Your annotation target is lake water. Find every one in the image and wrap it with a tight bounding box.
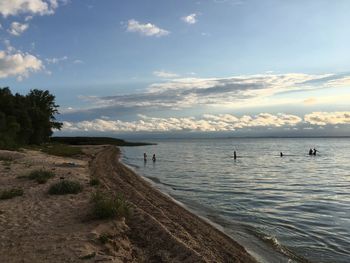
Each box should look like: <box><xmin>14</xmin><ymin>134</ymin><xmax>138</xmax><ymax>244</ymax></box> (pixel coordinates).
<box><xmin>121</xmin><ymin>138</ymin><xmax>350</xmax><ymax>263</ymax></box>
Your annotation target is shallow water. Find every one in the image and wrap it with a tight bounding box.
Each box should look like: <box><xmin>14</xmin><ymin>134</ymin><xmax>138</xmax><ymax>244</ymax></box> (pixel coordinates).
<box><xmin>121</xmin><ymin>138</ymin><xmax>350</xmax><ymax>263</ymax></box>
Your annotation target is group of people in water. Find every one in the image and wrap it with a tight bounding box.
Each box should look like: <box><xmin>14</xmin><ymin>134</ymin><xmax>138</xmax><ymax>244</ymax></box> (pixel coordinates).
<box><xmin>145</xmin><ymin>148</ymin><xmax>319</xmax><ymax>161</ymax></box>
<box><xmin>233</xmin><ymin>148</ymin><xmax>319</xmax><ymax>159</ymax></box>
<box><xmin>144</xmin><ymin>152</ymin><xmax>156</xmax><ymax>162</ymax></box>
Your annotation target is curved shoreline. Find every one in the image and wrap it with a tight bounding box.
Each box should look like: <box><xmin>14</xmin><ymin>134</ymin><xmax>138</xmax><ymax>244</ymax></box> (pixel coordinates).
<box><xmin>92</xmin><ymin>145</ymin><xmax>257</xmax><ymax>262</ymax></box>
<box><xmin>119</xmin><ymin>147</ymin><xmax>301</xmax><ymax>263</ymax></box>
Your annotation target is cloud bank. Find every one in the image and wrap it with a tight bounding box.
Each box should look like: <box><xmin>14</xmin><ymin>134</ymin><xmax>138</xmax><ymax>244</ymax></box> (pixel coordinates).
<box><xmin>61</xmin><ymin>112</ymin><xmax>350</xmax><ymax>133</ymax></box>
<box><xmin>304</xmin><ymin>112</ymin><xmax>350</xmax><ymax>126</ymax></box>
<box><xmin>78</xmin><ymin>73</ymin><xmax>350</xmax><ymax>112</ymax></box>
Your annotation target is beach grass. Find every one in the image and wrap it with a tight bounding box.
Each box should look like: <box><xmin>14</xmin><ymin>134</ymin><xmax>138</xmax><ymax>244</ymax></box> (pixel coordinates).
<box><xmin>89</xmin><ymin>177</ymin><xmax>100</xmax><ymax>186</ymax></box>
<box><xmin>51</xmin><ymin>136</ymin><xmax>154</xmax><ymax>146</ymax></box>
<box><xmin>91</xmin><ymin>191</ymin><xmax>131</xmax><ymax>219</ymax></box>
<box><xmin>0</xmin><ymin>188</ymin><xmax>24</xmax><ymax>200</ymax></box>
<box><xmin>28</xmin><ymin>170</ymin><xmax>55</xmax><ymax>184</ymax></box>
<box><xmin>41</xmin><ymin>144</ymin><xmax>83</xmax><ymax>157</ymax></box>
<box><xmin>48</xmin><ymin>180</ymin><xmax>83</xmax><ymax>195</ymax></box>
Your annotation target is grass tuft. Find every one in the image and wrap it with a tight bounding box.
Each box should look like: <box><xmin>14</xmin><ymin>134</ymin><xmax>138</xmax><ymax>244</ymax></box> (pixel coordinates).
<box><xmin>79</xmin><ymin>252</ymin><xmax>96</xmax><ymax>260</ymax></box>
<box><xmin>0</xmin><ymin>188</ymin><xmax>23</xmax><ymax>200</ymax></box>
<box><xmin>91</xmin><ymin>191</ymin><xmax>131</xmax><ymax>220</ymax></box>
<box><xmin>48</xmin><ymin>180</ymin><xmax>83</xmax><ymax>195</ymax></box>
<box><xmin>89</xmin><ymin>177</ymin><xmax>100</xmax><ymax>186</ymax></box>
<box><xmin>28</xmin><ymin>170</ymin><xmax>55</xmax><ymax>184</ymax></box>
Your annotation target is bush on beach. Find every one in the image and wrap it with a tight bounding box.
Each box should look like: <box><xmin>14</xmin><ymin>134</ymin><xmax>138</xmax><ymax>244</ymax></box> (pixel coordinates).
<box><xmin>91</xmin><ymin>191</ymin><xmax>131</xmax><ymax>219</ymax></box>
<box><xmin>49</xmin><ymin>180</ymin><xmax>83</xmax><ymax>195</ymax></box>
<box><xmin>28</xmin><ymin>170</ymin><xmax>55</xmax><ymax>184</ymax></box>
<box><xmin>0</xmin><ymin>188</ymin><xmax>23</xmax><ymax>200</ymax></box>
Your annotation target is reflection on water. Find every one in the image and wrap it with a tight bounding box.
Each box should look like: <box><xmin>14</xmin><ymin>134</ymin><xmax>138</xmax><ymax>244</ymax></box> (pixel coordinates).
<box><xmin>121</xmin><ymin>138</ymin><xmax>350</xmax><ymax>263</ymax></box>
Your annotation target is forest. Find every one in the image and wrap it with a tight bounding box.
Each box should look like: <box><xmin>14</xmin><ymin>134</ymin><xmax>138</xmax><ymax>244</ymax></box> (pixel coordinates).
<box><xmin>0</xmin><ymin>87</ymin><xmax>62</xmax><ymax>149</ymax></box>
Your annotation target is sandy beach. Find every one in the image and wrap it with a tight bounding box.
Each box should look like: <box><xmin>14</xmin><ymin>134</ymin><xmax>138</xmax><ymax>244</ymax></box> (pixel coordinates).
<box><xmin>0</xmin><ymin>145</ymin><xmax>257</xmax><ymax>262</ymax></box>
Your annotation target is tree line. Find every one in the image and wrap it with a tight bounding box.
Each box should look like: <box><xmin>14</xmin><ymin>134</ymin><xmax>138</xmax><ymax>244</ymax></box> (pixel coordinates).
<box><xmin>0</xmin><ymin>87</ymin><xmax>62</xmax><ymax>149</ymax></box>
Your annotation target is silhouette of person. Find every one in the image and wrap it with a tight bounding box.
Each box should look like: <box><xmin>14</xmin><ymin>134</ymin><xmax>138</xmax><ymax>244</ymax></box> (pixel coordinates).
<box><xmin>309</xmin><ymin>148</ymin><xmax>313</xmax><ymax>155</ymax></box>
<box><xmin>280</xmin><ymin>152</ymin><xmax>283</xmax><ymax>157</ymax></box>
<box><xmin>143</xmin><ymin>153</ymin><xmax>147</xmax><ymax>162</ymax></box>
<box><xmin>152</xmin><ymin>154</ymin><xmax>156</xmax><ymax>162</ymax></box>
<box><xmin>313</xmin><ymin>148</ymin><xmax>318</xmax><ymax>156</ymax></box>
<box><xmin>233</xmin><ymin>151</ymin><xmax>237</xmax><ymax>160</ymax></box>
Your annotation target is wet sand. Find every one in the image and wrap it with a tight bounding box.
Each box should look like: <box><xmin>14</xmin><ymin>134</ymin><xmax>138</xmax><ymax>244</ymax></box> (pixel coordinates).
<box><xmin>0</xmin><ymin>145</ymin><xmax>257</xmax><ymax>262</ymax></box>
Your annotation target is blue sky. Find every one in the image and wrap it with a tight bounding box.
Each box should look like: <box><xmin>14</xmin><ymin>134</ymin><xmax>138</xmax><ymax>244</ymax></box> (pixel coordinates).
<box><xmin>0</xmin><ymin>0</ymin><xmax>350</xmax><ymax>137</ymax></box>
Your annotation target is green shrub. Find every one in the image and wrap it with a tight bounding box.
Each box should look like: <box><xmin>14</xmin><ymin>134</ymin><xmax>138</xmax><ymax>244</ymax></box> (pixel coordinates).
<box><xmin>48</xmin><ymin>180</ymin><xmax>83</xmax><ymax>195</ymax></box>
<box><xmin>42</xmin><ymin>144</ymin><xmax>82</xmax><ymax>157</ymax></box>
<box><xmin>89</xmin><ymin>177</ymin><xmax>100</xmax><ymax>186</ymax></box>
<box><xmin>28</xmin><ymin>170</ymin><xmax>55</xmax><ymax>184</ymax></box>
<box><xmin>0</xmin><ymin>188</ymin><xmax>23</xmax><ymax>200</ymax></box>
<box><xmin>91</xmin><ymin>191</ymin><xmax>131</xmax><ymax>219</ymax></box>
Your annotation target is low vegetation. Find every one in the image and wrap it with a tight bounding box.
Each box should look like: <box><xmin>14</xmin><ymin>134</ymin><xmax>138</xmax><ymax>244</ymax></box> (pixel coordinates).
<box><xmin>0</xmin><ymin>87</ymin><xmax>62</xmax><ymax>150</ymax></box>
<box><xmin>79</xmin><ymin>252</ymin><xmax>96</xmax><ymax>260</ymax></box>
<box><xmin>89</xmin><ymin>177</ymin><xmax>100</xmax><ymax>186</ymax></box>
<box><xmin>91</xmin><ymin>191</ymin><xmax>131</xmax><ymax>220</ymax></box>
<box><xmin>0</xmin><ymin>188</ymin><xmax>23</xmax><ymax>200</ymax></box>
<box><xmin>28</xmin><ymin>170</ymin><xmax>55</xmax><ymax>184</ymax></box>
<box><xmin>41</xmin><ymin>144</ymin><xmax>83</xmax><ymax>157</ymax></box>
<box><xmin>98</xmin><ymin>233</ymin><xmax>111</xmax><ymax>244</ymax></box>
<box><xmin>51</xmin><ymin>136</ymin><xmax>155</xmax><ymax>146</ymax></box>
<box><xmin>48</xmin><ymin>180</ymin><xmax>83</xmax><ymax>195</ymax></box>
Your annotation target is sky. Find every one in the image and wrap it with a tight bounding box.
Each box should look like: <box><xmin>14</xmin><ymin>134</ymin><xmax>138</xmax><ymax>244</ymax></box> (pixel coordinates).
<box><xmin>0</xmin><ymin>0</ymin><xmax>350</xmax><ymax>138</ymax></box>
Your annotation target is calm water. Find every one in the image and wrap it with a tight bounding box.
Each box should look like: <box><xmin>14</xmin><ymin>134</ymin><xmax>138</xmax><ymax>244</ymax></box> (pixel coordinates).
<box><xmin>121</xmin><ymin>138</ymin><xmax>350</xmax><ymax>263</ymax></box>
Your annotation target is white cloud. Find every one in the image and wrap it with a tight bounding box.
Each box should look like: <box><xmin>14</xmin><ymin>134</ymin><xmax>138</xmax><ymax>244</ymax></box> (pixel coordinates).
<box><xmin>46</xmin><ymin>55</ymin><xmax>68</xmax><ymax>64</ymax></box>
<box><xmin>73</xmin><ymin>59</ymin><xmax>83</xmax><ymax>64</ymax></box>
<box><xmin>126</xmin><ymin>19</ymin><xmax>169</xmax><ymax>37</ymax></box>
<box><xmin>153</xmin><ymin>70</ymin><xmax>179</xmax><ymax>78</ymax></box>
<box><xmin>8</xmin><ymin>22</ymin><xmax>29</xmax><ymax>36</ymax></box>
<box><xmin>182</xmin><ymin>13</ymin><xmax>197</xmax><ymax>24</ymax></box>
<box><xmin>62</xmin><ymin>113</ymin><xmax>303</xmax><ymax>133</ymax></box>
<box><xmin>0</xmin><ymin>49</ymin><xmax>43</xmax><ymax>79</ymax></box>
<box><xmin>0</xmin><ymin>0</ymin><xmax>61</xmax><ymax>17</ymax></box>
<box><xmin>304</xmin><ymin>112</ymin><xmax>350</xmax><ymax>126</ymax></box>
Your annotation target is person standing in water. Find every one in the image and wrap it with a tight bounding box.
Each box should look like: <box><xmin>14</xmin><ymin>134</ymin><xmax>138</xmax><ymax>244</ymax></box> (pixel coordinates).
<box><xmin>233</xmin><ymin>151</ymin><xmax>237</xmax><ymax>160</ymax></box>
<box><xmin>280</xmin><ymin>152</ymin><xmax>283</xmax><ymax>157</ymax></box>
<box><xmin>152</xmin><ymin>154</ymin><xmax>156</xmax><ymax>162</ymax></box>
<box><xmin>309</xmin><ymin>148</ymin><xmax>313</xmax><ymax>155</ymax></box>
<box><xmin>313</xmin><ymin>148</ymin><xmax>318</xmax><ymax>156</ymax></box>
<box><xmin>143</xmin><ymin>152</ymin><xmax>147</xmax><ymax>162</ymax></box>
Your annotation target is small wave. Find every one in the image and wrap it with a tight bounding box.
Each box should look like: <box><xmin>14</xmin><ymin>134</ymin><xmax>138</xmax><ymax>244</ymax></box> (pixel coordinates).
<box><xmin>147</xmin><ymin>176</ymin><xmax>162</xmax><ymax>184</ymax></box>
<box><xmin>146</xmin><ymin>176</ymin><xmax>176</xmax><ymax>188</ymax></box>
<box><xmin>252</xmin><ymin>231</ymin><xmax>312</xmax><ymax>263</ymax></box>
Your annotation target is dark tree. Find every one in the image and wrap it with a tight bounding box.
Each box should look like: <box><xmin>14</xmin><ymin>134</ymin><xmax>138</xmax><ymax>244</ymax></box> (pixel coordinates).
<box><xmin>0</xmin><ymin>87</ymin><xmax>62</xmax><ymax>148</ymax></box>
